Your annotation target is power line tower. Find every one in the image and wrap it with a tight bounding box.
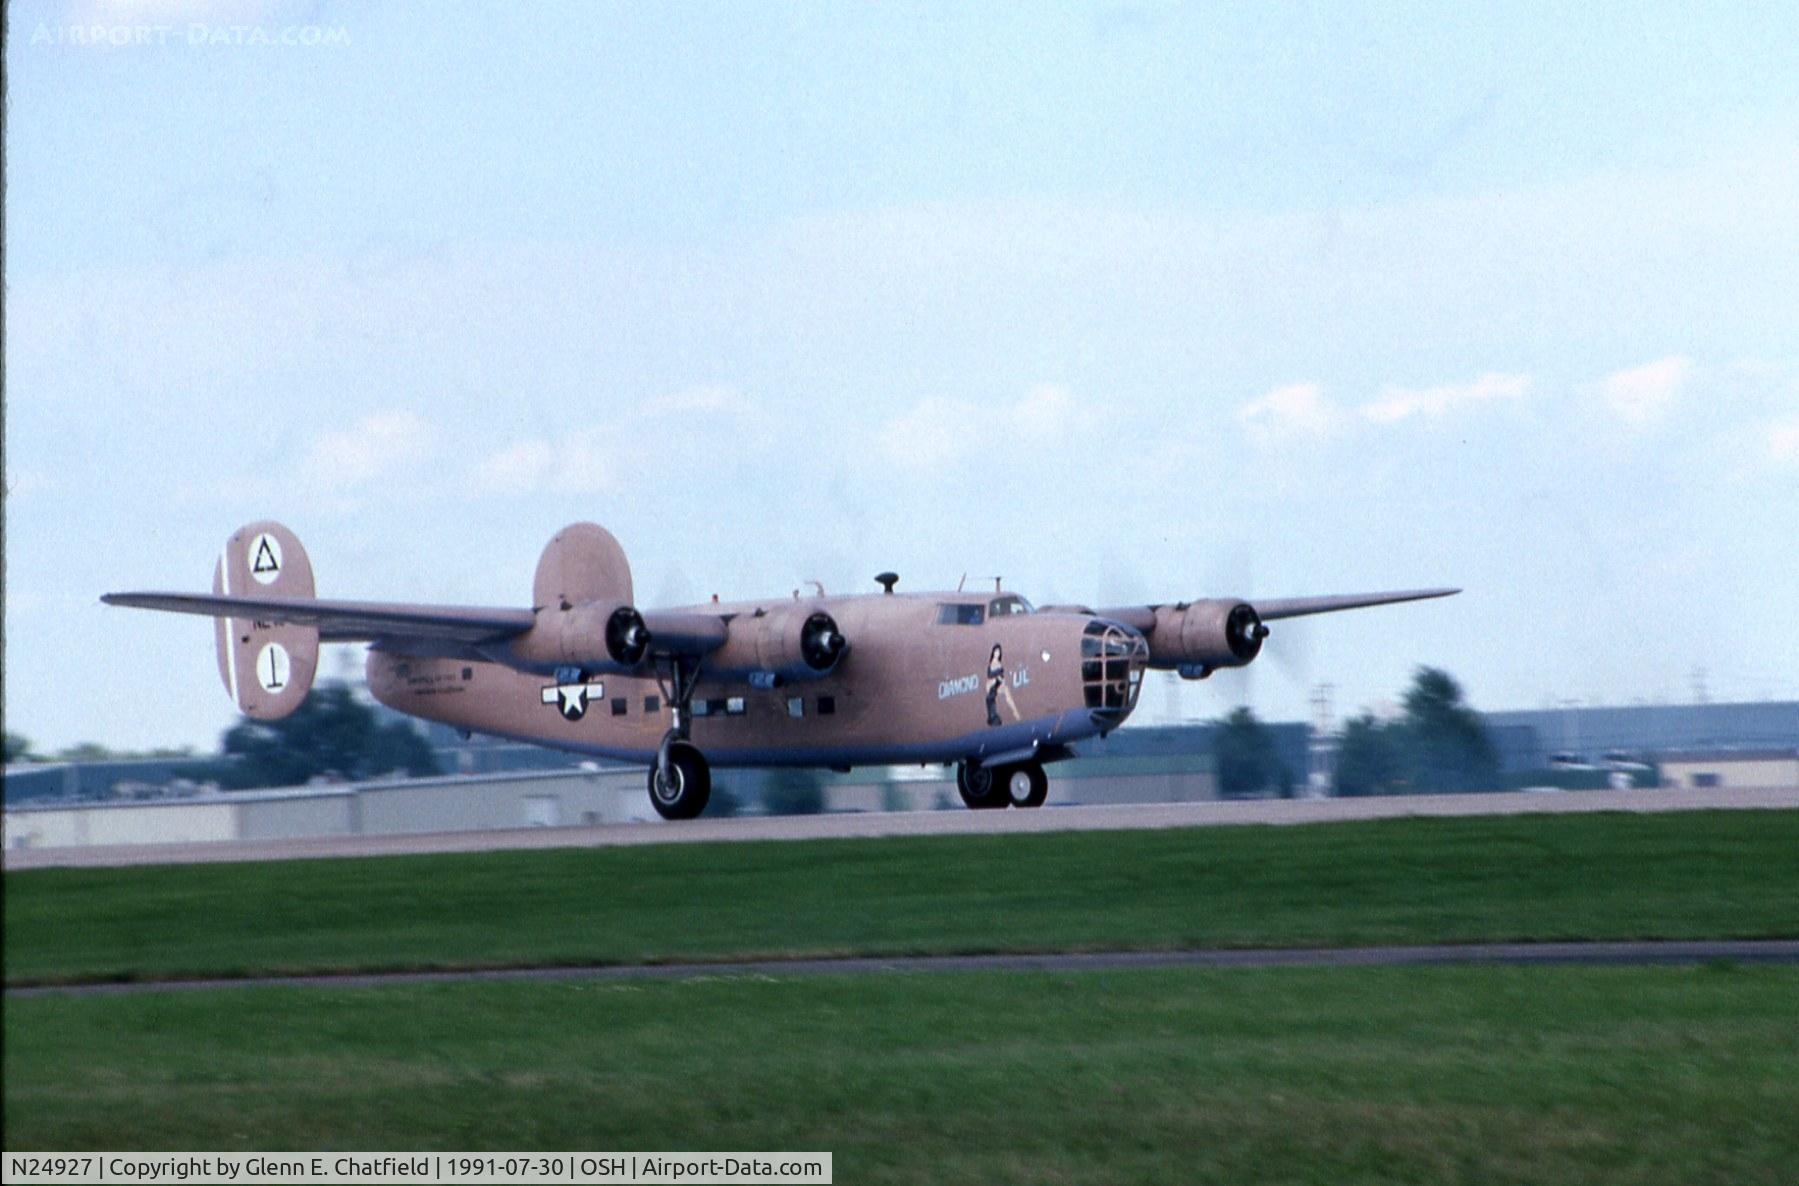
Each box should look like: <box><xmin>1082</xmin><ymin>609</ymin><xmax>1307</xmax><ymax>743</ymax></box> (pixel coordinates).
<box><xmin>1307</xmin><ymin>683</ymin><xmax>1336</xmax><ymax>798</ymax></box>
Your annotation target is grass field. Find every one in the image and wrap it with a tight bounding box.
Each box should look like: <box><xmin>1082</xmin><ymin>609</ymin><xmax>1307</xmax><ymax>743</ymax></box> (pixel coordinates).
<box><xmin>7</xmin><ymin>964</ymin><xmax>1796</xmax><ymax>1183</ymax></box>
<box><xmin>7</xmin><ymin>811</ymin><xmax>1797</xmax><ymax>1179</ymax></box>
<box><xmin>6</xmin><ymin>810</ymin><xmax>1798</xmax><ymax>985</ymax></box>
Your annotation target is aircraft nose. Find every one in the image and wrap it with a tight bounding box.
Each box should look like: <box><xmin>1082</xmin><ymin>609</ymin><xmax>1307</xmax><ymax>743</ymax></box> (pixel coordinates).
<box><xmin>1080</xmin><ymin>618</ymin><xmax>1149</xmax><ymax>728</ymax></box>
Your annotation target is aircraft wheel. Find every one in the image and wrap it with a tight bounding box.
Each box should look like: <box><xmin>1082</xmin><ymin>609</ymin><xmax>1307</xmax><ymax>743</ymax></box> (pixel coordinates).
<box><xmin>956</xmin><ymin>761</ymin><xmax>1007</xmax><ymax>810</ymax></box>
<box><xmin>649</xmin><ymin>741</ymin><xmax>712</xmax><ymax>820</ymax></box>
<box><xmin>1006</xmin><ymin>762</ymin><xmax>1049</xmax><ymax>808</ymax></box>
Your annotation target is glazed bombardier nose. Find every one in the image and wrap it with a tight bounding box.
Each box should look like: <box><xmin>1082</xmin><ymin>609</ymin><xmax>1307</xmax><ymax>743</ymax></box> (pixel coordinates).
<box><xmin>1081</xmin><ymin>618</ymin><xmax>1149</xmax><ymax>727</ymax></box>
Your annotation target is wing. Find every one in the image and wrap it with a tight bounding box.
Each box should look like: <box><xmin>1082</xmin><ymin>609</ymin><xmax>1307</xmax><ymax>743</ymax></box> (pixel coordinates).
<box><xmin>1090</xmin><ymin>587</ymin><xmax>1460</xmax><ymax>675</ymax></box>
<box><xmin>1094</xmin><ymin>588</ymin><xmax>1459</xmax><ymax>629</ymax></box>
<box><xmin>1247</xmin><ymin>587</ymin><xmax>1460</xmax><ymax>621</ymax></box>
<box><xmin>102</xmin><ymin>591</ymin><xmax>730</xmax><ymax>661</ymax></box>
<box><xmin>100</xmin><ymin>592</ymin><xmax>535</xmax><ymax>645</ymax></box>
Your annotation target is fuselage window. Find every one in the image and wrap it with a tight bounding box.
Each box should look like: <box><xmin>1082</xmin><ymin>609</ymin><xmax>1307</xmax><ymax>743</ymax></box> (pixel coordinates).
<box><xmin>644</xmin><ymin>695</ymin><xmax>660</xmax><ymax>714</ymax></box>
<box><xmin>936</xmin><ymin>603</ymin><xmax>986</xmax><ymax>626</ymax></box>
<box><xmin>725</xmin><ymin>697</ymin><xmax>746</xmax><ymax>716</ymax></box>
<box><xmin>610</xmin><ymin>697</ymin><xmax>628</xmax><ymax>717</ymax></box>
<box><xmin>787</xmin><ymin>697</ymin><xmax>805</xmax><ymax>719</ymax></box>
<box><xmin>817</xmin><ymin>695</ymin><xmax>836</xmax><ymax>716</ymax></box>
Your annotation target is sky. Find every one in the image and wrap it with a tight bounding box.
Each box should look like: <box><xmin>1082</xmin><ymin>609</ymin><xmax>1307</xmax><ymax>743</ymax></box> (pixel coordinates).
<box><xmin>6</xmin><ymin>0</ymin><xmax>1799</xmax><ymax>754</ymax></box>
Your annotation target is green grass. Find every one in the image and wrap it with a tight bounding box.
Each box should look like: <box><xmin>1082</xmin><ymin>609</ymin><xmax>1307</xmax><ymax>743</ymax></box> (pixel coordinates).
<box><xmin>7</xmin><ymin>811</ymin><xmax>1798</xmax><ymax>984</ymax></box>
<box><xmin>7</xmin><ymin>965</ymin><xmax>1797</xmax><ymax>1183</ymax></box>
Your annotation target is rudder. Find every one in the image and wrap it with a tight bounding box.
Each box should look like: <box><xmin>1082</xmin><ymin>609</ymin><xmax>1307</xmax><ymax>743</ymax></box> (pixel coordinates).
<box><xmin>213</xmin><ymin>521</ymin><xmax>320</xmax><ymax>719</ymax></box>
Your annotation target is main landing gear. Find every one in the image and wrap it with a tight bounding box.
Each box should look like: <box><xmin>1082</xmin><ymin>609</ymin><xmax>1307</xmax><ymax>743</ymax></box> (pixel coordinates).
<box><xmin>956</xmin><ymin>759</ymin><xmax>1049</xmax><ymax>810</ymax></box>
<box><xmin>649</xmin><ymin>657</ymin><xmax>711</xmax><ymax>820</ymax></box>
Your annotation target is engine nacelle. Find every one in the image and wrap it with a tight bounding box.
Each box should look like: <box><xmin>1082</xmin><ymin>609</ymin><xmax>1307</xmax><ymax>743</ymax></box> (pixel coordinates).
<box><xmin>510</xmin><ymin>599</ymin><xmax>650</xmax><ymax>672</ymax></box>
<box><xmin>705</xmin><ymin>606</ymin><xmax>847</xmax><ymax>684</ymax></box>
<box><xmin>1144</xmin><ymin>599</ymin><xmax>1267</xmax><ymax>678</ymax></box>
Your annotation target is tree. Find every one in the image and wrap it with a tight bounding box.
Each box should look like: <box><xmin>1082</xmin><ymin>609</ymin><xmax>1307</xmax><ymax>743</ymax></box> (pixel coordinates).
<box><xmin>43</xmin><ymin>742</ymin><xmax>199</xmax><ymax>763</ymax></box>
<box><xmin>4</xmin><ymin>732</ymin><xmax>33</xmax><ymax>763</ymax></box>
<box><xmin>1333</xmin><ymin>712</ymin><xmax>1404</xmax><ymax>797</ymax></box>
<box><xmin>1212</xmin><ymin>707</ymin><xmax>1283</xmax><ymax>798</ymax></box>
<box><xmin>218</xmin><ymin>683</ymin><xmax>440</xmax><ymax>789</ymax></box>
<box><xmin>55</xmin><ymin>742</ymin><xmax>121</xmax><ymax>762</ymax></box>
<box><xmin>1396</xmin><ymin>667</ymin><xmax>1499</xmax><ymax>792</ymax></box>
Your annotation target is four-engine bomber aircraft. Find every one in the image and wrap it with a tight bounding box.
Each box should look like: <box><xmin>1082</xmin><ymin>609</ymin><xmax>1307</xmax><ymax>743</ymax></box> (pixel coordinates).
<box><xmin>105</xmin><ymin>521</ymin><xmax>1457</xmax><ymax>818</ymax></box>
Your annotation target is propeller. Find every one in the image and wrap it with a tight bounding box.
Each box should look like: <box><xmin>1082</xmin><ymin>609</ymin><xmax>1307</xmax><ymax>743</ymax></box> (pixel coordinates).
<box><xmin>605</xmin><ymin>606</ymin><xmax>651</xmax><ymax>666</ymax></box>
<box><xmin>1209</xmin><ymin>539</ymin><xmax>1260</xmax><ymax>710</ymax></box>
<box><xmin>1208</xmin><ymin>539</ymin><xmax>1313</xmax><ymax>711</ymax></box>
<box><xmin>800</xmin><ymin>611</ymin><xmax>847</xmax><ymax>671</ymax></box>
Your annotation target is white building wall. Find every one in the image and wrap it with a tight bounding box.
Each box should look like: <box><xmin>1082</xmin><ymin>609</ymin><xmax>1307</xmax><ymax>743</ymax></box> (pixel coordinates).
<box><xmin>5</xmin><ymin>770</ymin><xmax>655</xmax><ymax>852</ymax></box>
<box><xmin>351</xmin><ymin>770</ymin><xmax>650</xmax><ymax>833</ymax></box>
<box><xmin>5</xmin><ymin>808</ymin><xmax>88</xmax><ymax>850</ymax></box>
<box><xmin>237</xmin><ymin>793</ymin><xmax>358</xmax><ymax>840</ymax></box>
<box><xmin>85</xmin><ymin>803</ymin><xmax>238</xmax><ymax>845</ymax></box>
<box><xmin>1662</xmin><ymin>756</ymin><xmax>1799</xmax><ymax>789</ymax></box>
<box><xmin>6</xmin><ymin>802</ymin><xmax>238</xmax><ymax>849</ymax></box>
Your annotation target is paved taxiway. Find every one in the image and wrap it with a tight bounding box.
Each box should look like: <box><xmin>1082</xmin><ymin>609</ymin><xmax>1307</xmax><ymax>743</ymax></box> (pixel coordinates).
<box><xmin>6</xmin><ymin>785</ymin><xmax>1795</xmax><ymax>871</ymax></box>
<box><xmin>12</xmin><ymin>940</ymin><xmax>1799</xmax><ymax>998</ymax></box>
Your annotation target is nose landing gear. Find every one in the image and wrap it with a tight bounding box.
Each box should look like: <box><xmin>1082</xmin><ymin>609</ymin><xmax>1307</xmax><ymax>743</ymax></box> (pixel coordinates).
<box><xmin>1005</xmin><ymin>762</ymin><xmax>1049</xmax><ymax>808</ymax></box>
<box><xmin>957</xmin><ymin>759</ymin><xmax>1048</xmax><ymax>810</ymax></box>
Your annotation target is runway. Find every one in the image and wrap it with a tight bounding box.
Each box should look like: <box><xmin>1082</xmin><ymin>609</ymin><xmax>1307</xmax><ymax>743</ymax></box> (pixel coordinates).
<box><xmin>12</xmin><ymin>939</ymin><xmax>1798</xmax><ymax>998</ymax></box>
<box><xmin>7</xmin><ymin>785</ymin><xmax>1797</xmax><ymax>870</ymax></box>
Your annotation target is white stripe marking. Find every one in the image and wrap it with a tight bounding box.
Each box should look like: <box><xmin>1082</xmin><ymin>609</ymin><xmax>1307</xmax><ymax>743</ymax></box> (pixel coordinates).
<box><xmin>220</xmin><ymin>547</ymin><xmax>241</xmax><ymax>710</ymax></box>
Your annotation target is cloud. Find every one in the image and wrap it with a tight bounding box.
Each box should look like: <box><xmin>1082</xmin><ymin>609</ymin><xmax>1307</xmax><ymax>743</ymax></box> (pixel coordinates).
<box><xmin>876</xmin><ymin>383</ymin><xmax>1088</xmax><ymax>469</ymax></box>
<box><xmin>471</xmin><ymin>384</ymin><xmax>756</xmax><ymax>496</ymax></box>
<box><xmin>1238</xmin><ymin>382</ymin><xmax>1338</xmax><ymax>444</ymax></box>
<box><xmin>1594</xmin><ymin>355</ymin><xmax>1691</xmax><ymax>426</ymax></box>
<box><xmin>472</xmin><ymin>435</ymin><xmax>621</xmax><ymax>496</ymax></box>
<box><xmin>1768</xmin><ymin>414</ymin><xmax>1799</xmax><ymax>464</ymax></box>
<box><xmin>297</xmin><ymin>409</ymin><xmax>433</xmax><ymax>491</ymax></box>
<box><xmin>1358</xmin><ymin>372</ymin><xmax>1531</xmax><ymax>425</ymax></box>
<box><xmin>1237</xmin><ymin>372</ymin><xmax>1530</xmax><ymax>447</ymax></box>
<box><xmin>640</xmin><ymin>383</ymin><xmax>744</xmax><ymax>417</ymax></box>
<box><xmin>876</xmin><ymin>395</ymin><xmax>980</xmax><ymax>467</ymax></box>
<box><xmin>474</xmin><ymin>438</ymin><xmax>562</xmax><ymax>493</ymax></box>
<box><xmin>4</xmin><ymin>466</ymin><xmax>56</xmax><ymax>500</ymax></box>
<box><xmin>1010</xmin><ymin>382</ymin><xmax>1078</xmax><ymax>438</ymax></box>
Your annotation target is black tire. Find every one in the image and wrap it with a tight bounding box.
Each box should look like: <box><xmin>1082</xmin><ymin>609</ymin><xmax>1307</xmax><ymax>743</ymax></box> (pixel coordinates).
<box><xmin>956</xmin><ymin>761</ymin><xmax>1008</xmax><ymax>810</ymax></box>
<box><xmin>1006</xmin><ymin>762</ymin><xmax>1049</xmax><ymax>808</ymax></box>
<box><xmin>648</xmin><ymin>742</ymin><xmax>711</xmax><ymax>820</ymax></box>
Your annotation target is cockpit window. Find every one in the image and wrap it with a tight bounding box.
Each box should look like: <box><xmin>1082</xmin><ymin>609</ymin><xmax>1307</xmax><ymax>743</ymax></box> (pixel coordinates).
<box><xmin>988</xmin><ymin>594</ymin><xmax>1033</xmax><ymax>617</ymax></box>
<box><xmin>936</xmin><ymin>603</ymin><xmax>986</xmax><ymax>626</ymax></box>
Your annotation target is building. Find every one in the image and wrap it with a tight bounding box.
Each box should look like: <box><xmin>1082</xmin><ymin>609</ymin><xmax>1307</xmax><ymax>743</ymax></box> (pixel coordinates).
<box><xmin>1482</xmin><ymin>702</ymin><xmax>1799</xmax><ymax>766</ymax></box>
<box><xmin>1657</xmin><ymin>748</ymin><xmax>1799</xmax><ymax>791</ymax></box>
<box><xmin>3</xmin><ymin>767</ymin><xmax>656</xmax><ymax>853</ymax></box>
<box><xmin>2</xmin><ymin>757</ymin><xmax>226</xmax><ymax>805</ymax></box>
<box><xmin>11</xmin><ymin>700</ymin><xmax>1795</xmax><ymax>854</ymax></box>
